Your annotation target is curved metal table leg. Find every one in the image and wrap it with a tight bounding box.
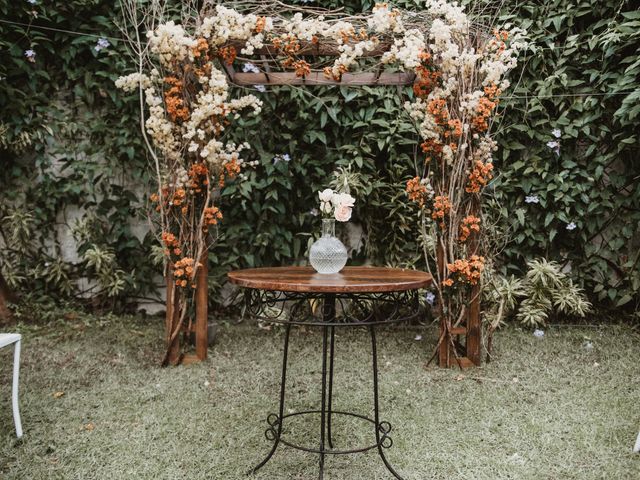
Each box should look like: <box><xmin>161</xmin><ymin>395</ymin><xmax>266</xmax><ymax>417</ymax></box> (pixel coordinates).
<box><xmin>250</xmin><ymin>323</ymin><xmax>292</xmax><ymax>475</ymax></box>
<box><xmin>319</xmin><ymin>324</ymin><xmax>328</xmax><ymax>479</ymax></box>
<box><xmin>327</xmin><ymin>324</ymin><xmax>336</xmax><ymax>450</ymax></box>
<box><xmin>370</xmin><ymin>325</ymin><xmax>405</xmax><ymax>480</ymax></box>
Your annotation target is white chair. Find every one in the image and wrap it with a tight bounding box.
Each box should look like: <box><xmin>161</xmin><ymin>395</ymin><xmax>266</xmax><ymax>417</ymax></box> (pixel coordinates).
<box><xmin>0</xmin><ymin>333</ymin><xmax>23</xmax><ymax>438</ymax></box>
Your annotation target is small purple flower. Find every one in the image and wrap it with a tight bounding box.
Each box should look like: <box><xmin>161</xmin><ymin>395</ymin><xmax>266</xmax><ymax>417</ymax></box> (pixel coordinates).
<box><xmin>94</xmin><ymin>38</ymin><xmax>110</xmax><ymax>52</ymax></box>
<box><xmin>27</xmin><ymin>0</ymin><xmax>37</xmax><ymax>4</ymax></box>
<box><xmin>425</xmin><ymin>291</ymin><xmax>436</xmax><ymax>306</ymax></box>
<box><xmin>533</xmin><ymin>329</ymin><xmax>545</xmax><ymax>338</ymax></box>
<box><xmin>525</xmin><ymin>195</ymin><xmax>539</xmax><ymax>204</ymax></box>
<box><xmin>254</xmin><ymin>84</ymin><xmax>266</xmax><ymax>93</ymax></box>
<box><xmin>546</xmin><ymin>140</ymin><xmax>560</xmax><ymax>156</ymax></box>
<box><xmin>24</xmin><ymin>49</ymin><xmax>36</xmax><ymax>63</ymax></box>
<box><xmin>273</xmin><ymin>153</ymin><xmax>291</xmax><ymax>164</ymax></box>
<box><xmin>566</xmin><ymin>222</ymin><xmax>576</xmax><ymax>231</ymax></box>
<box><xmin>309</xmin><ymin>208</ymin><xmax>319</xmax><ymax>217</ymax></box>
<box><xmin>551</xmin><ymin>129</ymin><xmax>561</xmax><ymax>138</ymax></box>
<box><xmin>243</xmin><ymin>62</ymin><xmax>260</xmax><ymax>73</ymax></box>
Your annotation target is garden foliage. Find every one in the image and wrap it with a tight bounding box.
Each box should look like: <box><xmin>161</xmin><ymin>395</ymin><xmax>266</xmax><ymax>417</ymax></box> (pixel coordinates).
<box><xmin>0</xmin><ymin>0</ymin><xmax>638</xmax><ymax>318</ymax></box>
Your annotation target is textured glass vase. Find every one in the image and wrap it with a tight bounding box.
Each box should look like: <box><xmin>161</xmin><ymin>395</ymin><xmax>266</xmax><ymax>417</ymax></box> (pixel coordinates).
<box><xmin>309</xmin><ymin>218</ymin><xmax>348</xmax><ymax>274</ymax></box>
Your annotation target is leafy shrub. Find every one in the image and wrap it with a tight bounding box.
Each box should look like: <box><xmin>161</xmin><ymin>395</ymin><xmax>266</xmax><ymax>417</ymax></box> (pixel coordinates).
<box><xmin>491</xmin><ymin>1</ymin><xmax>640</xmax><ymax>312</ymax></box>
<box><xmin>485</xmin><ymin>258</ymin><xmax>592</xmax><ymax>329</ymax></box>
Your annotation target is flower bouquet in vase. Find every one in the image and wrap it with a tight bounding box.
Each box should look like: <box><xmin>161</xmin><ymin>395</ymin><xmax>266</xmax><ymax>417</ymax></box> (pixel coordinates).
<box><xmin>309</xmin><ymin>188</ymin><xmax>355</xmax><ymax>274</ymax></box>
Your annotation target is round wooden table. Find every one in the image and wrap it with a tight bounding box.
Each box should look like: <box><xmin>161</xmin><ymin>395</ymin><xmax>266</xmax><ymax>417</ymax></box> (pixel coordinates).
<box><xmin>228</xmin><ymin>266</ymin><xmax>432</xmax><ymax>480</ymax></box>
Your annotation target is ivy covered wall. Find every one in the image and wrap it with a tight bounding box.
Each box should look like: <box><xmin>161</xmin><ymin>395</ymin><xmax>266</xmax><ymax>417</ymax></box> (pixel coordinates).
<box><xmin>0</xmin><ymin>0</ymin><xmax>638</xmax><ymax>316</ymax></box>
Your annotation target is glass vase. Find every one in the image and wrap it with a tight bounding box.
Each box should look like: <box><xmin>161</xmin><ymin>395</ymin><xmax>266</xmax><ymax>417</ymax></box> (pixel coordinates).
<box><xmin>309</xmin><ymin>218</ymin><xmax>348</xmax><ymax>274</ymax></box>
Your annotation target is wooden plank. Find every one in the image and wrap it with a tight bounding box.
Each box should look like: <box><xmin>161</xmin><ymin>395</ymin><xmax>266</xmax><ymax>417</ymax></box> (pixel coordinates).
<box><xmin>229</xmin><ymin>71</ymin><xmax>415</xmax><ymax>86</ymax></box>
<box><xmin>225</xmin><ymin>40</ymin><xmax>394</xmax><ymax>57</ymax></box>
<box><xmin>454</xmin><ymin>356</ymin><xmax>475</xmax><ymax>369</ymax></box>
<box><xmin>181</xmin><ymin>354</ymin><xmax>201</xmax><ymax>366</ymax></box>
<box><xmin>195</xmin><ymin>253</ymin><xmax>208</xmax><ymax>361</ymax></box>
<box><xmin>220</xmin><ymin>61</ymin><xmax>236</xmax><ymax>82</ymax></box>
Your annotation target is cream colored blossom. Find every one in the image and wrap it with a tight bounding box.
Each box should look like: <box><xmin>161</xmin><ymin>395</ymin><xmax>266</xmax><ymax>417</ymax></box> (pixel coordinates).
<box><xmin>115</xmin><ymin>73</ymin><xmax>151</xmax><ymax>92</ymax></box>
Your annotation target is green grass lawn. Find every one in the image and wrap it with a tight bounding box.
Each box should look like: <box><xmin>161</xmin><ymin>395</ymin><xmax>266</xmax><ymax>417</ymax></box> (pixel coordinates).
<box><xmin>1</xmin><ymin>314</ymin><xmax>639</xmax><ymax>479</ymax></box>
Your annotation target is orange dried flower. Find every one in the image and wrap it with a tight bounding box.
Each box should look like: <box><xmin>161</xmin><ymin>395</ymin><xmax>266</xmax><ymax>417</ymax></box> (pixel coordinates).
<box><xmin>431</xmin><ymin>195</ymin><xmax>451</xmax><ymax>228</ymax></box>
<box><xmin>483</xmin><ymin>82</ymin><xmax>502</xmax><ymax>101</ymax></box>
<box><xmin>421</xmin><ymin>139</ymin><xmax>443</xmax><ymax>163</ymax></box>
<box><xmin>164</xmin><ymin>76</ymin><xmax>189</xmax><ymax>123</ymax></box>
<box><xmin>218</xmin><ymin>45</ymin><xmax>237</xmax><ymax>65</ymax></box>
<box><xmin>413</xmin><ymin>59</ymin><xmax>441</xmax><ymax>98</ymax></box>
<box><xmin>188</xmin><ymin>163</ymin><xmax>209</xmax><ymax>192</ymax></box>
<box><xmin>445</xmin><ymin>119</ymin><xmax>462</xmax><ymax>140</ymax></box>
<box><xmin>192</xmin><ymin>38</ymin><xmax>209</xmax><ymax>60</ymax></box>
<box><xmin>161</xmin><ymin>232</ymin><xmax>178</xmax><ymax>248</ymax></box>
<box><xmin>466</xmin><ymin>160</ymin><xmax>494</xmax><ymax>193</ymax></box>
<box><xmin>293</xmin><ymin>60</ymin><xmax>311</xmax><ymax>78</ymax></box>
<box><xmin>219</xmin><ymin>158</ymin><xmax>241</xmax><ymax>187</ymax></box>
<box><xmin>273</xmin><ymin>34</ymin><xmax>300</xmax><ymax>57</ymax></box>
<box><xmin>427</xmin><ymin>98</ymin><xmax>449</xmax><ymax>126</ymax></box>
<box><xmin>493</xmin><ymin>29</ymin><xmax>509</xmax><ymax>42</ymax></box>
<box><xmin>339</xmin><ymin>27</ymin><xmax>357</xmax><ymax>44</ymax></box>
<box><xmin>255</xmin><ymin>17</ymin><xmax>267</xmax><ymax>34</ymax></box>
<box><xmin>172</xmin><ymin>188</ymin><xmax>186</xmax><ymax>206</ymax></box>
<box><xmin>173</xmin><ymin>257</ymin><xmax>196</xmax><ymax>287</ymax></box>
<box><xmin>459</xmin><ymin>215</ymin><xmax>481</xmax><ymax>242</ymax></box>
<box><xmin>470</xmin><ymin>96</ymin><xmax>497</xmax><ymax>132</ymax></box>
<box><xmin>203</xmin><ymin>206</ymin><xmax>223</xmax><ymax>227</ymax></box>
<box><xmin>406</xmin><ymin>177</ymin><xmax>429</xmax><ymax>207</ymax></box>
<box><xmin>446</xmin><ymin>255</ymin><xmax>485</xmax><ymax>285</ymax></box>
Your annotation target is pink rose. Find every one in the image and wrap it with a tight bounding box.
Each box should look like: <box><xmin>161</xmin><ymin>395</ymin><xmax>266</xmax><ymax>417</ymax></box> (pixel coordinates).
<box><xmin>334</xmin><ymin>205</ymin><xmax>352</xmax><ymax>222</ymax></box>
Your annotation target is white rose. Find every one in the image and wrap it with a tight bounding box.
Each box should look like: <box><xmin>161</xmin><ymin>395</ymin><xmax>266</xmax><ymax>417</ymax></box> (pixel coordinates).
<box><xmin>318</xmin><ymin>188</ymin><xmax>334</xmax><ymax>203</ymax></box>
<box><xmin>334</xmin><ymin>205</ymin><xmax>352</xmax><ymax>222</ymax></box>
<box><xmin>334</xmin><ymin>192</ymin><xmax>355</xmax><ymax>208</ymax></box>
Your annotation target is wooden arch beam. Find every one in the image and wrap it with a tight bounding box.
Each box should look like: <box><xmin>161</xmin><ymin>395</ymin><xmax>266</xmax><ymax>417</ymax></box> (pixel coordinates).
<box><xmin>228</xmin><ymin>70</ymin><xmax>415</xmax><ymax>86</ymax></box>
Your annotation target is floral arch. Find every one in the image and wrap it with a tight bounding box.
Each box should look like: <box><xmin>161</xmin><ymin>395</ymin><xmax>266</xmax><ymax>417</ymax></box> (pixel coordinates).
<box><xmin>117</xmin><ymin>1</ymin><xmax>525</xmax><ymax>366</ymax></box>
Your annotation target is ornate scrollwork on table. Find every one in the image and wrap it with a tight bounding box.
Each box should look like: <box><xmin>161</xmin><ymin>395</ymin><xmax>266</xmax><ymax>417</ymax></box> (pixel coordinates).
<box><xmin>244</xmin><ymin>289</ymin><xmax>423</xmax><ymax>326</ymax></box>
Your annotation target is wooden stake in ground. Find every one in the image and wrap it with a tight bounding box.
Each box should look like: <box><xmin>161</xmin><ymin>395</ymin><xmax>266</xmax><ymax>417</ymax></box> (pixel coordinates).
<box><xmin>162</xmin><ymin>254</ymin><xmax>208</xmax><ymax>366</ymax></box>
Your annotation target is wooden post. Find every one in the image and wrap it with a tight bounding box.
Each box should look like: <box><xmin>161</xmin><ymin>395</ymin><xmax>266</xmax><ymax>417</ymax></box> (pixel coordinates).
<box><xmin>466</xmin><ymin>200</ymin><xmax>482</xmax><ymax>365</ymax></box>
<box><xmin>467</xmin><ymin>286</ymin><xmax>481</xmax><ymax>365</ymax></box>
<box><xmin>195</xmin><ymin>253</ymin><xmax>208</xmax><ymax>361</ymax></box>
<box><xmin>437</xmin><ymin>241</ymin><xmax>452</xmax><ymax>368</ymax></box>
<box><xmin>180</xmin><ymin>252</ymin><xmax>209</xmax><ymax>365</ymax></box>
<box><xmin>165</xmin><ymin>269</ymin><xmax>181</xmax><ymax>365</ymax></box>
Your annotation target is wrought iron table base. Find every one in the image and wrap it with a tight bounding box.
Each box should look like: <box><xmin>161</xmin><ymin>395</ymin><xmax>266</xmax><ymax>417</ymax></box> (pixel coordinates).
<box><xmin>250</xmin><ymin>294</ymin><xmax>405</xmax><ymax>480</ymax></box>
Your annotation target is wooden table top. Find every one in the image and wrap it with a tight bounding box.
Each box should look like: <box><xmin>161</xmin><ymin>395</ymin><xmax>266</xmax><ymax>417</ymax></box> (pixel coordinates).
<box><xmin>227</xmin><ymin>266</ymin><xmax>432</xmax><ymax>293</ymax></box>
